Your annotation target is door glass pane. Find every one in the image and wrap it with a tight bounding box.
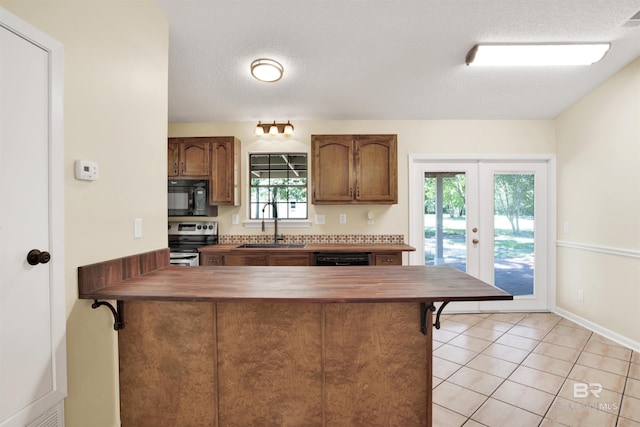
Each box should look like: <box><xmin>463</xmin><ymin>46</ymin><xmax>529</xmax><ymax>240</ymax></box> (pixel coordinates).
<box><xmin>493</xmin><ymin>174</ymin><xmax>535</xmax><ymax>296</ymax></box>
<box><xmin>424</xmin><ymin>173</ymin><xmax>466</xmax><ymax>272</ymax></box>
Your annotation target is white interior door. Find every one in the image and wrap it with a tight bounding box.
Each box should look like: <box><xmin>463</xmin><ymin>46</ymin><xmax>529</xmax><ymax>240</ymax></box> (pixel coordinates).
<box><xmin>0</xmin><ymin>8</ymin><xmax>66</xmax><ymax>427</ymax></box>
<box><xmin>409</xmin><ymin>156</ymin><xmax>554</xmax><ymax>313</ymax></box>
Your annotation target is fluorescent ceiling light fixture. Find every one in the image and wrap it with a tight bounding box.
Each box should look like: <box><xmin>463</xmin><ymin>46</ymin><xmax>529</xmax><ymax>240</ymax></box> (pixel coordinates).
<box><xmin>466</xmin><ymin>43</ymin><xmax>610</xmax><ymax>66</ymax></box>
<box><xmin>250</xmin><ymin>58</ymin><xmax>284</xmax><ymax>82</ymax></box>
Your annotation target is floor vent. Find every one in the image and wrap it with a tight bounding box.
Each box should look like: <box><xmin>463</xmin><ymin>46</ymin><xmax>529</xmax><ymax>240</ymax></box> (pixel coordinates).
<box><xmin>26</xmin><ymin>404</ymin><xmax>63</xmax><ymax>427</ymax></box>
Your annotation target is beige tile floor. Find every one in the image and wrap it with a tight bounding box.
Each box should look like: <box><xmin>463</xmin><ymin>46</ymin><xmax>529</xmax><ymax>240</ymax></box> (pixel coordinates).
<box><xmin>432</xmin><ymin>312</ymin><xmax>640</xmax><ymax>427</ymax></box>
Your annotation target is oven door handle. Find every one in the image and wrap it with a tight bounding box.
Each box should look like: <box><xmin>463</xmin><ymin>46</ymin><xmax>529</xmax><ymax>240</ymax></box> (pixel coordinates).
<box><xmin>171</xmin><ymin>260</ymin><xmax>196</xmax><ymax>266</ymax></box>
<box><xmin>170</xmin><ymin>254</ymin><xmax>198</xmax><ymax>260</ymax></box>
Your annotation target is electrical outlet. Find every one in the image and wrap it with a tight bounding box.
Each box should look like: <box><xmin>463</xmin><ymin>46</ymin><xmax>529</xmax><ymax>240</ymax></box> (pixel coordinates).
<box><xmin>367</xmin><ymin>212</ymin><xmax>374</xmax><ymax>225</ymax></box>
<box><xmin>315</xmin><ymin>214</ymin><xmax>325</xmax><ymax>225</ymax></box>
<box><xmin>563</xmin><ymin>222</ymin><xmax>570</xmax><ymax>234</ymax></box>
<box><xmin>231</xmin><ymin>214</ymin><xmax>239</xmax><ymax>225</ymax></box>
<box><xmin>339</xmin><ymin>213</ymin><xmax>347</xmax><ymax>224</ymax></box>
<box><xmin>578</xmin><ymin>289</ymin><xmax>584</xmax><ymax>301</ymax></box>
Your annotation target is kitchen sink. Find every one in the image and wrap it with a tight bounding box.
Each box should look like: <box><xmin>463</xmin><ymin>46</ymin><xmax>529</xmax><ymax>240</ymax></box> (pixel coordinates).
<box><xmin>236</xmin><ymin>243</ymin><xmax>307</xmax><ymax>249</ymax></box>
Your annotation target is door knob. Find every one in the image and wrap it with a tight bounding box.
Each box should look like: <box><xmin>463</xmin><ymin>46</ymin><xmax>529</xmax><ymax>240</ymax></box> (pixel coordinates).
<box><xmin>27</xmin><ymin>249</ymin><xmax>51</xmax><ymax>265</ymax></box>
<box><xmin>472</xmin><ymin>239</ymin><xmax>479</xmax><ymax>244</ymax></box>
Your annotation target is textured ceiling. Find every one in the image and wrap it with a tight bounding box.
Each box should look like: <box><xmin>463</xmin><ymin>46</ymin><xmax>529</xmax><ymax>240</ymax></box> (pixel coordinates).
<box><xmin>157</xmin><ymin>0</ymin><xmax>640</xmax><ymax>122</ymax></box>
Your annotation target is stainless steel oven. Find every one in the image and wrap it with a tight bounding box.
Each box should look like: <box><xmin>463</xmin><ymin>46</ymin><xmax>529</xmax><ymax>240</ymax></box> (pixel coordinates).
<box><xmin>168</xmin><ymin>220</ymin><xmax>218</xmax><ymax>266</ymax></box>
<box><xmin>169</xmin><ymin>252</ymin><xmax>200</xmax><ymax>267</ymax></box>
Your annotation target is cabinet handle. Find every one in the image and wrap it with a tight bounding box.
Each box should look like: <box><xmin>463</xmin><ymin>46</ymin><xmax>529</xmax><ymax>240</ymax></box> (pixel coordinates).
<box><xmin>357</xmin><ymin>187</ymin><xmax>360</xmax><ymax>198</ymax></box>
<box><xmin>173</xmin><ymin>163</ymin><xmax>178</xmax><ymax>174</ymax></box>
<box><xmin>349</xmin><ymin>187</ymin><xmax>353</xmax><ymax>197</ymax></box>
<box><xmin>180</xmin><ymin>162</ymin><xmax>184</xmax><ymax>174</ymax></box>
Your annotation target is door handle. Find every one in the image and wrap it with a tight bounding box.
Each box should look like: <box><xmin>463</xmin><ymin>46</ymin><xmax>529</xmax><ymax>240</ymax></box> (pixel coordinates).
<box><xmin>27</xmin><ymin>249</ymin><xmax>51</xmax><ymax>265</ymax></box>
<box><xmin>472</xmin><ymin>239</ymin><xmax>479</xmax><ymax>244</ymax></box>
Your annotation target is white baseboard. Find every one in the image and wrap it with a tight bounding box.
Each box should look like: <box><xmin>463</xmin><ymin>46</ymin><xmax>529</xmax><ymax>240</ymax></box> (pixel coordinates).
<box><xmin>553</xmin><ymin>307</ymin><xmax>640</xmax><ymax>353</ymax></box>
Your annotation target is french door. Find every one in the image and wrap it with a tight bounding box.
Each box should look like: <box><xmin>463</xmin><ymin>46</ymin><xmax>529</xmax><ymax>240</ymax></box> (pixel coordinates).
<box><xmin>408</xmin><ymin>157</ymin><xmax>554</xmax><ymax>312</ymax></box>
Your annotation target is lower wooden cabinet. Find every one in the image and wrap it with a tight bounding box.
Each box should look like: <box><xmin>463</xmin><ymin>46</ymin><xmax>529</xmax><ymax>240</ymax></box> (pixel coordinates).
<box><xmin>373</xmin><ymin>252</ymin><xmax>402</xmax><ymax>265</ymax></box>
<box><xmin>223</xmin><ymin>254</ymin><xmax>268</xmax><ymax>266</ymax></box>
<box><xmin>200</xmin><ymin>254</ymin><xmax>223</xmax><ymax>266</ymax></box>
<box><xmin>200</xmin><ymin>251</ymin><xmax>404</xmax><ymax>266</ymax></box>
<box><xmin>268</xmin><ymin>254</ymin><xmax>312</xmax><ymax>266</ymax></box>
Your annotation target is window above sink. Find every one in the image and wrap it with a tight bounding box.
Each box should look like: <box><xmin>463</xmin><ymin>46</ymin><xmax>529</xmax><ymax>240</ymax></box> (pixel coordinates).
<box><xmin>249</xmin><ymin>153</ymin><xmax>308</xmax><ymax>220</ymax></box>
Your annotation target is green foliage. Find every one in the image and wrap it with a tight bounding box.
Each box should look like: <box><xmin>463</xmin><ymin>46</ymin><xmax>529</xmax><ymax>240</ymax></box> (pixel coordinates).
<box><xmin>494</xmin><ymin>174</ymin><xmax>534</xmax><ymax>234</ymax></box>
<box><xmin>424</xmin><ymin>173</ymin><xmax>535</xmax><ymax>234</ymax></box>
<box><xmin>424</xmin><ymin>174</ymin><xmax>466</xmax><ymax>217</ymax></box>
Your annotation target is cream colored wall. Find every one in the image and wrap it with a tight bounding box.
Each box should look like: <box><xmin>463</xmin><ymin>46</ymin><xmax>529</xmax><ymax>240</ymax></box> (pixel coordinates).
<box><xmin>556</xmin><ymin>57</ymin><xmax>640</xmax><ymax>342</ymax></box>
<box><xmin>1</xmin><ymin>1</ymin><xmax>168</xmax><ymax>426</ymax></box>
<box><xmin>169</xmin><ymin>120</ymin><xmax>555</xmax><ymax>238</ymax></box>
<box><xmin>9</xmin><ymin>0</ymin><xmax>636</xmax><ymax>422</ymax></box>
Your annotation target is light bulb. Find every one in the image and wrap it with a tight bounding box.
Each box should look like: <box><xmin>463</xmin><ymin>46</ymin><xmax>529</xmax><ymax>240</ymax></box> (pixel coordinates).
<box><xmin>283</xmin><ymin>121</ymin><xmax>294</xmax><ymax>136</ymax></box>
<box><xmin>269</xmin><ymin>122</ymin><xmax>278</xmax><ymax>135</ymax></box>
<box><xmin>255</xmin><ymin>122</ymin><xmax>264</xmax><ymax>136</ymax></box>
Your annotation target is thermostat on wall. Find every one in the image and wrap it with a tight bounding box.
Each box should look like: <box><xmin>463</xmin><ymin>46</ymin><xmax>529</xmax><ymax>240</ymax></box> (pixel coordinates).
<box><xmin>75</xmin><ymin>160</ymin><xmax>99</xmax><ymax>181</ymax></box>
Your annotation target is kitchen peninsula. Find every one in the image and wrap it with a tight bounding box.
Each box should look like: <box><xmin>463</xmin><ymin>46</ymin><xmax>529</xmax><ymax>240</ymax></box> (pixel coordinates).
<box><xmin>78</xmin><ymin>248</ymin><xmax>512</xmax><ymax>427</ymax></box>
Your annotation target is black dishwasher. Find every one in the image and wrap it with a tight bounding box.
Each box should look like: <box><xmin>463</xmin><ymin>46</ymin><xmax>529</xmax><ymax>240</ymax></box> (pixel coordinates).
<box><xmin>313</xmin><ymin>252</ymin><xmax>371</xmax><ymax>266</ymax></box>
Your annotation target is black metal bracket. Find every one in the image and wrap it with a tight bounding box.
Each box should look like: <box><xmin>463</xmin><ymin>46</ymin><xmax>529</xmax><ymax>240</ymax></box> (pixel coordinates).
<box><xmin>91</xmin><ymin>299</ymin><xmax>125</xmax><ymax>330</ymax></box>
<box><xmin>420</xmin><ymin>303</ymin><xmax>436</xmax><ymax>335</ymax></box>
<box><xmin>433</xmin><ymin>301</ymin><xmax>451</xmax><ymax>330</ymax></box>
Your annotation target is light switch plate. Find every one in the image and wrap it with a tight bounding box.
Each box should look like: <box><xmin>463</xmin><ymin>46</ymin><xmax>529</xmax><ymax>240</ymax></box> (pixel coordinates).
<box><xmin>315</xmin><ymin>214</ymin><xmax>325</xmax><ymax>225</ymax></box>
<box><xmin>339</xmin><ymin>213</ymin><xmax>347</xmax><ymax>224</ymax></box>
<box><xmin>134</xmin><ymin>218</ymin><xmax>142</xmax><ymax>239</ymax></box>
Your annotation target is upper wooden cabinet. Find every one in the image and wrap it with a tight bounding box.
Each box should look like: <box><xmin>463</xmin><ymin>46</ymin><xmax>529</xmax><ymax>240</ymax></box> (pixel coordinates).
<box><xmin>312</xmin><ymin>134</ymin><xmax>397</xmax><ymax>204</ymax></box>
<box><xmin>168</xmin><ymin>138</ymin><xmax>211</xmax><ymax>178</ymax></box>
<box><xmin>168</xmin><ymin>136</ymin><xmax>241</xmax><ymax>206</ymax></box>
<box><xmin>209</xmin><ymin>137</ymin><xmax>241</xmax><ymax>206</ymax></box>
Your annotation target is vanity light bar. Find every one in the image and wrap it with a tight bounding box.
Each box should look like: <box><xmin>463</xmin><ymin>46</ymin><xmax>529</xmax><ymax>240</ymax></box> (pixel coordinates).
<box><xmin>255</xmin><ymin>121</ymin><xmax>294</xmax><ymax>137</ymax></box>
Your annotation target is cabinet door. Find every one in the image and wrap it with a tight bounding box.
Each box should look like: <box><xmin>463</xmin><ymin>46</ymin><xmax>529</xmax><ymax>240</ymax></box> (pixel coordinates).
<box><xmin>355</xmin><ymin>135</ymin><xmax>397</xmax><ymax>203</ymax></box>
<box><xmin>268</xmin><ymin>254</ymin><xmax>311</xmax><ymax>266</ymax></box>
<box><xmin>200</xmin><ymin>254</ymin><xmax>223</xmax><ymax>266</ymax></box>
<box><xmin>373</xmin><ymin>252</ymin><xmax>402</xmax><ymax>266</ymax></box>
<box><xmin>224</xmin><ymin>254</ymin><xmax>268</xmax><ymax>266</ymax></box>
<box><xmin>168</xmin><ymin>139</ymin><xmax>180</xmax><ymax>177</ymax></box>
<box><xmin>312</xmin><ymin>135</ymin><xmax>354</xmax><ymax>203</ymax></box>
<box><xmin>210</xmin><ymin>138</ymin><xmax>234</xmax><ymax>205</ymax></box>
<box><xmin>179</xmin><ymin>138</ymin><xmax>210</xmax><ymax>177</ymax></box>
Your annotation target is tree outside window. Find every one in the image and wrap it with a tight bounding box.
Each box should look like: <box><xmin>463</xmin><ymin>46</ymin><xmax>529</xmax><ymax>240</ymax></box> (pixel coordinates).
<box><xmin>249</xmin><ymin>153</ymin><xmax>307</xmax><ymax>220</ymax></box>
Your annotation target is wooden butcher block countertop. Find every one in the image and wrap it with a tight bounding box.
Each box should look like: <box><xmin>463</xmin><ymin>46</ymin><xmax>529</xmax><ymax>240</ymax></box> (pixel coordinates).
<box><xmin>79</xmin><ymin>263</ymin><xmax>512</xmax><ymax>304</ymax></box>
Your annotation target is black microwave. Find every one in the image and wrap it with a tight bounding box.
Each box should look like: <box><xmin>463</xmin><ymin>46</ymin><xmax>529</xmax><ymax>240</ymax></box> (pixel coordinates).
<box><xmin>168</xmin><ymin>180</ymin><xmax>215</xmax><ymax>217</ymax></box>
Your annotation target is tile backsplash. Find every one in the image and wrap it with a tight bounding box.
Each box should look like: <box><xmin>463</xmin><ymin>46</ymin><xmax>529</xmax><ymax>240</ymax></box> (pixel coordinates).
<box><xmin>219</xmin><ymin>234</ymin><xmax>406</xmax><ymax>245</ymax></box>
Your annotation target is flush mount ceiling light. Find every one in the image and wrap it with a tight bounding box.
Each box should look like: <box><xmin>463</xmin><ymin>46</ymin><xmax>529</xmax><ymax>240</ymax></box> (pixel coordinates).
<box><xmin>465</xmin><ymin>43</ymin><xmax>611</xmax><ymax>66</ymax></box>
<box><xmin>250</xmin><ymin>58</ymin><xmax>284</xmax><ymax>82</ymax></box>
<box><xmin>255</xmin><ymin>121</ymin><xmax>294</xmax><ymax>137</ymax></box>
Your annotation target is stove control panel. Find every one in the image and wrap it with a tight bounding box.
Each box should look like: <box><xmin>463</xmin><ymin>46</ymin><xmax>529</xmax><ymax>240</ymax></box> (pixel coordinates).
<box><xmin>168</xmin><ymin>221</ymin><xmax>217</xmax><ymax>235</ymax></box>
